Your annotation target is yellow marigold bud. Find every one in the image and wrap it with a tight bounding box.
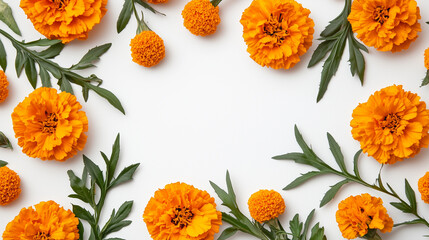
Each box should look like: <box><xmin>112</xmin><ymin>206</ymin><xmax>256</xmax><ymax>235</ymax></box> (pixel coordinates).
<box><xmin>182</xmin><ymin>0</ymin><xmax>220</xmax><ymax>36</ymax></box>
<box><xmin>0</xmin><ymin>166</ymin><xmax>21</xmax><ymax>205</ymax></box>
<box><xmin>424</xmin><ymin>47</ymin><xmax>429</xmax><ymax>70</ymax></box>
<box><xmin>130</xmin><ymin>31</ymin><xmax>165</xmax><ymax>67</ymax></box>
<box><xmin>248</xmin><ymin>189</ymin><xmax>285</xmax><ymax>223</ymax></box>
<box><xmin>0</xmin><ymin>70</ymin><xmax>9</xmax><ymax>103</ymax></box>
<box><xmin>418</xmin><ymin>172</ymin><xmax>429</xmax><ymax>204</ymax></box>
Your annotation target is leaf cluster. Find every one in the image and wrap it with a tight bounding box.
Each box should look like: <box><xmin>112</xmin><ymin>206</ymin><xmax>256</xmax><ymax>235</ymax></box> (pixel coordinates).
<box><xmin>273</xmin><ymin>125</ymin><xmax>429</xmax><ymax>229</ymax></box>
<box><xmin>210</xmin><ymin>171</ymin><xmax>327</xmax><ymax>240</ymax></box>
<box><xmin>0</xmin><ymin>29</ymin><xmax>125</xmax><ymax>114</ymax></box>
<box><xmin>117</xmin><ymin>0</ymin><xmax>164</xmax><ymax>34</ymax></box>
<box><xmin>308</xmin><ymin>0</ymin><xmax>367</xmax><ymax>102</ymax></box>
<box><xmin>68</xmin><ymin>134</ymin><xmax>140</xmax><ymax>240</ymax></box>
<box><xmin>0</xmin><ymin>131</ymin><xmax>12</xmax><ymax>150</ymax></box>
<box><xmin>0</xmin><ymin>0</ymin><xmax>21</xmax><ymax>35</ymax></box>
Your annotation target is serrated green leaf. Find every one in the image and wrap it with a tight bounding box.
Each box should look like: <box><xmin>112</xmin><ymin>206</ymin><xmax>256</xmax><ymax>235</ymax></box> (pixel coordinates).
<box><xmin>73</xmin><ymin>204</ymin><xmax>95</xmax><ymax>226</ymax></box>
<box><xmin>25</xmin><ymin>57</ymin><xmax>38</xmax><ymax>89</ymax></box>
<box><xmin>404</xmin><ymin>179</ymin><xmax>417</xmax><ymax>213</ymax></box>
<box><xmin>83</xmin><ymin>155</ymin><xmax>105</xmax><ymax>191</ymax></box>
<box><xmin>39</xmin><ymin>66</ymin><xmax>52</xmax><ymax>87</ymax></box>
<box><xmin>422</xmin><ymin>70</ymin><xmax>429</xmax><ymax>87</ymax></box>
<box><xmin>0</xmin><ymin>0</ymin><xmax>21</xmax><ymax>35</ymax></box>
<box><xmin>308</xmin><ymin>40</ymin><xmax>336</xmax><ymax>68</ymax></box>
<box><xmin>327</xmin><ymin>133</ymin><xmax>347</xmax><ymax>172</ymax></box>
<box><xmin>353</xmin><ymin>150</ymin><xmax>362</xmax><ymax>179</ymax></box>
<box><xmin>70</xmin><ymin>43</ymin><xmax>112</xmax><ymax>70</ymax></box>
<box><xmin>0</xmin><ymin>39</ymin><xmax>6</xmax><ymax>70</ymax></box>
<box><xmin>38</xmin><ymin>43</ymin><xmax>64</xmax><ymax>59</ymax></box>
<box><xmin>0</xmin><ymin>160</ymin><xmax>7</xmax><ymax>167</ymax></box>
<box><xmin>320</xmin><ymin>180</ymin><xmax>349</xmax><ymax>207</ymax></box>
<box><xmin>85</xmin><ymin>83</ymin><xmax>125</xmax><ymax>114</ymax></box>
<box><xmin>284</xmin><ymin>171</ymin><xmax>324</xmax><ymax>190</ymax></box>
<box><xmin>0</xmin><ymin>131</ymin><xmax>12</xmax><ymax>150</ymax></box>
<box><xmin>117</xmin><ymin>0</ymin><xmax>133</xmax><ymax>33</ymax></box>
<box><xmin>110</xmin><ymin>163</ymin><xmax>139</xmax><ymax>189</ymax></box>
<box><xmin>217</xmin><ymin>227</ymin><xmax>238</xmax><ymax>240</ymax></box>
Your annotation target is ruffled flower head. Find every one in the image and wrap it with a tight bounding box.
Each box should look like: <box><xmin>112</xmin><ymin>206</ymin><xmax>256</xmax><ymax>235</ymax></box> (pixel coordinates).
<box><xmin>11</xmin><ymin>87</ymin><xmax>88</xmax><ymax>161</ymax></box>
<box><xmin>336</xmin><ymin>193</ymin><xmax>393</xmax><ymax>239</ymax></box>
<box><xmin>351</xmin><ymin>85</ymin><xmax>429</xmax><ymax>164</ymax></box>
<box><xmin>143</xmin><ymin>182</ymin><xmax>222</xmax><ymax>240</ymax></box>
<box><xmin>348</xmin><ymin>0</ymin><xmax>421</xmax><ymax>52</ymax></box>
<box><xmin>240</xmin><ymin>0</ymin><xmax>314</xmax><ymax>69</ymax></box>
<box><xmin>20</xmin><ymin>0</ymin><xmax>108</xmax><ymax>43</ymax></box>
<box><xmin>424</xmin><ymin>47</ymin><xmax>429</xmax><ymax>70</ymax></box>
<box><xmin>248</xmin><ymin>189</ymin><xmax>285</xmax><ymax>223</ymax></box>
<box><xmin>130</xmin><ymin>30</ymin><xmax>165</xmax><ymax>67</ymax></box>
<box><xmin>418</xmin><ymin>172</ymin><xmax>429</xmax><ymax>204</ymax></box>
<box><xmin>2</xmin><ymin>200</ymin><xmax>79</xmax><ymax>240</ymax></box>
<box><xmin>182</xmin><ymin>0</ymin><xmax>221</xmax><ymax>36</ymax></box>
<box><xmin>0</xmin><ymin>70</ymin><xmax>9</xmax><ymax>103</ymax></box>
<box><xmin>0</xmin><ymin>166</ymin><xmax>21</xmax><ymax>206</ymax></box>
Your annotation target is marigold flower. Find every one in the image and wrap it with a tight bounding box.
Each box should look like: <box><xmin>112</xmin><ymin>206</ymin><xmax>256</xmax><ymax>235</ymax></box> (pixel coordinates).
<box><xmin>418</xmin><ymin>172</ymin><xmax>429</xmax><ymax>204</ymax></box>
<box><xmin>425</xmin><ymin>47</ymin><xmax>429</xmax><ymax>70</ymax></box>
<box><xmin>240</xmin><ymin>0</ymin><xmax>314</xmax><ymax>69</ymax></box>
<box><xmin>336</xmin><ymin>194</ymin><xmax>393</xmax><ymax>239</ymax></box>
<box><xmin>2</xmin><ymin>200</ymin><xmax>79</xmax><ymax>239</ymax></box>
<box><xmin>348</xmin><ymin>0</ymin><xmax>421</xmax><ymax>52</ymax></box>
<box><xmin>146</xmin><ymin>0</ymin><xmax>168</xmax><ymax>4</ymax></box>
<box><xmin>143</xmin><ymin>182</ymin><xmax>222</xmax><ymax>240</ymax></box>
<box><xmin>351</xmin><ymin>85</ymin><xmax>429</xmax><ymax>164</ymax></box>
<box><xmin>182</xmin><ymin>0</ymin><xmax>220</xmax><ymax>36</ymax></box>
<box><xmin>20</xmin><ymin>0</ymin><xmax>108</xmax><ymax>43</ymax></box>
<box><xmin>11</xmin><ymin>87</ymin><xmax>88</xmax><ymax>161</ymax></box>
<box><xmin>130</xmin><ymin>31</ymin><xmax>165</xmax><ymax>67</ymax></box>
<box><xmin>0</xmin><ymin>70</ymin><xmax>8</xmax><ymax>103</ymax></box>
<box><xmin>0</xmin><ymin>166</ymin><xmax>21</xmax><ymax>206</ymax></box>
<box><xmin>248</xmin><ymin>189</ymin><xmax>285</xmax><ymax>223</ymax></box>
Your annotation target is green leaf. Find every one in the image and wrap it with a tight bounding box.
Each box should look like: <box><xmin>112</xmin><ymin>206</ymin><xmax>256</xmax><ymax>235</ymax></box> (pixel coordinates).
<box><xmin>25</xmin><ymin>58</ymin><xmax>38</xmax><ymax>89</ymax></box>
<box><xmin>83</xmin><ymin>155</ymin><xmax>105</xmax><ymax>191</ymax></box>
<box><xmin>38</xmin><ymin>43</ymin><xmax>64</xmax><ymax>59</ymax></box>
<box><xmin>390</xmin><ymin>201</ymin><xmax>412</xmax><ymax>213</ymax></box>
<box><xmin>0</xmin><ymin>131</ymin><xmax>13</xmax><ymax>150</ymax></box>
<box><xmin>289</xmin><ymin>214</ymin><xmax>303</xmax><ymax>240</ymax></box>
<box><xmin>109</xmin><ymin>163</ymin><xmax>140</xmax><ymax>189</ymax></box>
<box><xmin>117</xmin><ymin>0</ymin><xmax>133</xmax><ymax>33</ymax></box>
<box><xmin>320</xmin><ymin>180</ymin><xmax>349</xmax><ymax>207</ymax></box>
<box><xmin>0</xmin><ymin>160</ymin><xmax>7</xmax><ymax>167</ymax></box>
<box><xmin>0</xmin><ymin>0</ymin><xmax>21</xmax><ymax>35</ymax></box>
<box><xmin>348</xmin><ymin>33</ymin><xmax>367</xmax><ymax>84</ymax></box>
<box><xmin>309</xmin><ymin>223</ymin><xmax>326</xmax><ymax>240</ymax></box>
<box><xmin>284</xmin><ymin>171</ymin><xmax>324</xmax><ymax>190</ymax></box>
<box><xmin>39</xmin><ymin>66</ymin><xmax>52</xmax><ymax>87</ymax></box>
<box><xmin>273</xmin><ymin>152</ymin><xmax>310</xmax><ymax>165</ymax></box>
<box><xmin>23</xmin><ymin>38</ymin><xmax>62</xmax><ymax>47</ymax></box>
<box><xmin>327</xmin><ymin>133</ymin><xmax>347</xmax><ymax>172</ymax></box>
<box><xmin>422</xmin><ymin>70</ymin><xmax>429</xmax><ymax>87</ymax></box>
<box><xmin>59</xmin><ymin>75</ymin><xmax>74</xmax><ymax>94</ymax></box>
<box><xmin>217</xmin><ymin>227</ymin><xmax>238</xmax><ymax>240</ymax></box>
<box><xmin>14</xmin><ymin>49</ymin><xmax>26</xmax><ymax>77</ymax></box>
<box><xmin>210</xmin><ymin>180</ymin><xmax>232</xmax><ymax>208</ymax></box>
<box><xmin>85</xmin><ymin>83</ymin><xmax>125</xmax><ymax>114</ymax></box>
<box><xmin>404</xmin><ymin>179</ymin><xmax>417</xmax><ymax>213</ymax></box>
<box><xmin>107</xmin><ymin>134</ymin><xmax>121</xmax><ymax>183</ymax></box>
<box><xmin>226</xmin><ymin>171</ymin><xmax>237</xmax><ymax>203</ymax></box>
<box><xmin>353</xmin><ymin>150</ymin><xmax>362</xmax><ymax>179</ymax></box>
<box><xmin>394</xmin><ymin>219</ymin><xmax>427</xmax><ymax>227</ymax></box>
<box><xmin>67</xmin><ymin>170</ymin><xmax>93</xmax><ymax>204</ymax></box>
<box><xmin>70</xmin><ymin>43</ymin><xmax>112</xmax><ymax>70</ymax></box>
<box><xmin>302</xmin><ymin>209</ymin><xmax>315</xmax><ymax>239</ymax></box>
<box><xmin>0</xmin><ymin>39</ymin><xmax>6</xmax><ymax>70</ymax></box>
<box><xmin>316</xmin><ymin>29</ymin><xmax>348</xmax><ymax>102</ymax></box>
<box><xmin>210</xmin><ymin>0</ymin><xmax>222</xmax><ymax>7</ymax></box>
<box><xmin>72</xmin><ymin>204</ymin><xmax>95</xmax><ymax>226</ymax></box>
<box><xmin>320</xmin><ymin>10</ymin><xmax>344</xmax><ymax>38</ymax></box>
<box><xmin>308</xmin><ymin>40</ymin><xmax>336</xmax><ymax>68</ymax></box>
<box><xmin>134</xmin><ymin>0</ymin><xmax>165</xmax><ymax>15</ymax></box>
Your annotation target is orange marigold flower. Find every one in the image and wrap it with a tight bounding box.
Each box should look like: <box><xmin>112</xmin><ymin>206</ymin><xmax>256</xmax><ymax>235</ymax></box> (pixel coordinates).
<box><xmin>182</xmin><ymin>0</ymin><xmax>220</xmax><ymax>36</ymax></box>
<box><xmin>130</xmin><ymin>31</ymin><xmax>165</xmax><ymax>67</ymax></box>
<box><xmin>2</xmin><ymin>200</ymin><xmax>79</xmax><ymax>240</ymax></box>
<box><xmin>146</xmin><ymin>0</ymin><xmax>168</xmax><ymax>4</ymax></box>
<box><xmin>0</xmin><ymin>166</ymin><xmax>21</xmax><ymax>206</ymax></box>
<box><xmin>0</xmin><ymin>70</ymin><xmax>8</xmax><ymax>103</ymax></box>
<box><xmin>143</xmin><ymin>182</ymin><xmax>222</xmax><ymax>240</ymax></box>
<box><xmin>11</xmin><ymin>87</ymin><xmax>88</xmax><ymax>161</ymax></box>
<box><xmin>424</xmin><ymin>47</ymin><xmax>429</xmax><ymax>70</ymax></box>
<box><xmin>348</xmin><ymin>0</ymin><xmax>421</xmax><ymax>52</ymax></box>
<box><xmin>336</xmin><ymin>193</ymin><xmax>393</xmax><ymax>239</ymax></box>
<box><xmin>418</xmin><ymin>172</ymin><xmax>429</xmax><ymax>204</ymax></box>
<box><xmin>20</xmin><ymin>0</ymin><xmax>108</xmax><ymax>43</ymax></box>
<box><xmin>240</xmin><ymin>0</ymin><xmax>314</xmax><ymax>69</ymax></box>
<box><xmin>351</xmin><ymin>85</ymin><xmax>429</xmax><ymax>164</ymax></box>
<box><xmin>248</xmin><ymin>189</ymin><xmax>285</xmax><ymax>223</ymax></box>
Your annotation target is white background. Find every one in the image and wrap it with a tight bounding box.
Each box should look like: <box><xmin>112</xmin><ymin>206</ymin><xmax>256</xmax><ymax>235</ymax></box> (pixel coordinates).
<box><xmin>1</xmin><ymin>0</ymin><xmax>429</xmax><ymax>239</ymax></box>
